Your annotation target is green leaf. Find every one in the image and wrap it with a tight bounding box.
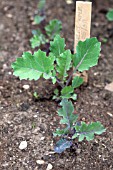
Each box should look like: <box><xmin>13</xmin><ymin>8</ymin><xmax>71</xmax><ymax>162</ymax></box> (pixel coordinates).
<box><xmin>30</xmin><ymin>34</ymin><xmax>46</xmax><ymax>48</ymax></box>
<box><xmin>38</xmin><ymin>0</ymin><xmax>46</xmax><ymax>11</ymax></box>
<box><xmin>72</xmin><ymin>121</ymin><xmax>106</xmax><ymax>141</ymax></box>
<box><xmin>34</xmin><ymin>15</ymin><xmax>45</xmax><ymax>24</ymax></box>
<box><xmin>106</xmin><ymin>9</ymin><xmax>113</xmax><ymax>21</ymax></box>
<box><xmin>32</xmin><ymin>29</ymin><xmax>41</xmax><ymax>35</ymax></box>
<box><xmin>33</xmin><ymin>92</ymin><xmax>39</xmax><ymax>99</ymax></box>
<box><xmin>73</xmin><ymin>38</ymin><xmax>101</xmax><ymax>72</ymax></box>
<box><xmin>54</xmin><ymin>89</ymin><xmax>59</xmax><ymax>96</ymax></box>
<box><xmin>56</xmin><ymin>50</ymin><xmax>72</xmax><ymax>80</ymax></box>
<box><xmin>53</xmin><ymin>128</ymin><xmax>69</xmax><ymax>137</ymax></box>
<box><xmin>61</xmin><ymin>86</ymin><xmax>74</xmax><ymax>99</ymax></box>
<box><xmin>51</xmin><ymin>69</ymin><xmax>57</xmax><ymax>84</ymax></box>
<box><xmin>102</xmin><ymin>38</ymin><xmax>108</xmax><ymax>43</ymax></box>
<box><xmin>54</xmin><ymin>138</ymin><xmax>72</xmax><ymax>153</ymax></box>
<box><xmin>72</xmin><ymin>76</ymin><xmax>84</xmax><ymax>88</ymax></box>
<box><xmin>50</xmin><ymin>35</ymin><xmax>66</xmax><ymax>57</ymax></box>
<box><xmin>70</xmin><ymin>94</ymin><xmax>77</xmax><ymax>100</ymax></box>
<box><xmin>45</xmin><ymin>19</ymin><xmax>62</xmax><ymax>39</ymax></box>
<box><xmin>58</xmin><ymin>99</ymin><xmax>78</xmax><ymax>127</ymax></box>
<box><xmin>12</xmin><ymin>50</ymin><xmax>55</xmax><ymax>80</ymax></box>
<box><xmin>53</xmin><ymin>89</ymin><xmax>59</xmax><ymax>100</ymax></box>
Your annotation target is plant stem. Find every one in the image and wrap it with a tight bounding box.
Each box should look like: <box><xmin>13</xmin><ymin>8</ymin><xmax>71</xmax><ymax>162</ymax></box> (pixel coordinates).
<box><xmin>51</xmin><ymin>75</ymin><xmax>64</xmax><ymax>88</ymax></box>
<box><xmin>65</xmin><ymin>69</ymin><xmax>73</xmax><ymax>86</ymax></box>
<box><xmin>53</xmin><ymin>67</ymin><xmax>65</xmax><ymax>88</ymax></box>
<box><xmin>55</xmin><ymin>77</ymin><xmax>64</xmax><ymax>88</ymax></box>
<box><xmin>66</xmin><ymin>53</ymin><xmax>87</xmax><ymax>86</ymax></box>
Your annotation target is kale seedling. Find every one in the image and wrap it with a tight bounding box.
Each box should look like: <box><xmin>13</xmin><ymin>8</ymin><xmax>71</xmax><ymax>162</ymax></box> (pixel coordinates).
<box><xmin>34</xmin><ymin>0</ymin><xmax>46</xmax><ymax>24</ymax></box>
<box><xmin>53</xmin><ymin>99</ymin><xmax>105</xmax><ymax>153</ymax></box>
<box><xmin>12</xmin><ymin>35</ymin><xmax>106</xmax><ymax>153</ymax></box>
<box><xmin>30</xmin><ymin>19</ymin><xmax>62</xmax><ymax>49</ymax></box>
<box><xmin>30</xmin><ymin>0</ymin><xmax>62</xmax><ymax>49</ymax></box>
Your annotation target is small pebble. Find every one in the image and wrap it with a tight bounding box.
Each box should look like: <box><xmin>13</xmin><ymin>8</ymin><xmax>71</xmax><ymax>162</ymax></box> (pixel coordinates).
<box><xmin>0</xmin><ymin>24</ymin><xmax>4</xmax><ymax>30</ymax></box>
<box><xmin>46</xmin><ymin>163</ymin><xmax>53</xmax><ymax>170</ymax></box>
<box><xmin>76</xmin><ymin>149</ymin><xmax>81</xmax><ymax>154</ymax></box>
<box><xmin>19</xmin><ymin>141</ymin><xmax>27</xmax><ymax>150</ymax></box>
<box><xmin>0</xmin><ymin>86</ymin><xmax>3</xmax><ymax>89</ymax></box>
<box><xmin>40</xmin><ymin>137</ymin><xmax>45</xmax><ymax>141</ymax></box>
<box><xmin>50</xmin><ymin>141</ymin><xmax>53</xmax><ymax>146</ymax></box>
<box><xmin>32</xmin><ymin>21</ymin><xmax>36</xmax><ymax>25</ymax></box>
<box><xmin>36</xmin><ymin>160</ymin><xmax>45</xmax><ymax>165</ymax></box>
<box><xmin>107</xmin><ymin>112</ymin><xmax>113</xmax><ymax>117</ymax></box>
<box><xmin>3</xmin><ymin>63</ymin><xmax>8</xmax><ymax>70</ymax></box>
<box><xmin>94</xmin><ymin>22</ymin><xmax>99</xmax><ymax>27</ymax></box>
<box><xmin>4</xmin><ymin>6</ymin><xmax>9</xmax><ymax>11</ymax></box>
<box><xmin>6</xmin><ymin>13</ymin><xmax>13</xmax><ymax>18</ymax></box>
<box><xmin>99</xmin><ymin>155</ymin><xmax>101</xmax><ymax>158</ymax></box>
<box><xmin>23</xmin><ymin>85</ymin><xmax>30</xmax><ymax>90</ymax></box>
<box><xmin>8</xmin><ymin>72</ymin><xmax>12</xmax><ymax>75</ymax></box>
<box><xmin>66</xmin><ymin>0</ymin><xmax>73</xmax><ymax>4</ymax></box>
<box><xmin>33</xmin><ymin>115</ymin><xmax>38</xmax><ymax>118</ymax></box>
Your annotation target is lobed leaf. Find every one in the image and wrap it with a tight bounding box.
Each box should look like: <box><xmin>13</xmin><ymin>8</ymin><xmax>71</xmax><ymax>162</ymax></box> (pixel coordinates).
<box><xmin>50</xmin><ymin>35</ymin><xmax>66</xmax><ymax>57</ymax></box>
<box><xmin>73</xmin><ymin>38</ymin><xmax>101</xmax><ymax>72</ymax></box>
<box><xmin>54</xmin><ymin>138</ymin><xmax>73</xmax><ymax>153</ymax></box>
<box><xmin>72</xmin><ymin>121</ymin><xmax>106</xmax><ymax>141</ymax></box>
<box><xmin>30</xmin><ymin>34</ymin><xmax>46</xmax><ymax>48</ymax></box>
<box><xmin>34</xmin><ymin>15</ymin><xmax>45</xmax><ymax>24</ymax></box>
<box><xmin>12</xmin><ymin>50</ymin><xmax>55</xmax><ymax>80</ymax></box>
<box><xmin>56</xmin><ymin>50</ymin><xmax>72</xmax><ymax>80</ymax></box>
<box><xmin>61</xmin><ymin>86</ymin><xmax>74</xmax><ymax>99</ymax></box>
<box><xmin>53</xmin><ymin>128</ymin><xmax>69</xmax><ymax>137</ymax></box>
<box><xmin>45</xmin><ymin>19</ymin><xmax>62</xmax><ymax>39</ymax></box>
<box><xmin>58</xmin><ymin>99</ymin><xmax>78</xmax><ymax>127</ymax></box>
<box><xmin>32</xmin><ymin>29</ymin><xmax>42</xmax><ymax>35</ymax></box>
<box><xmin>38</xmin><ymin>0</ymin><xmax>46</xmax><ymax>11</ymax></box>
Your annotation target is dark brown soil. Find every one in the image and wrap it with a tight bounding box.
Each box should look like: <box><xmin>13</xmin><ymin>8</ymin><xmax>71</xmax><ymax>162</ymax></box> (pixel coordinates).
<box><xmin>0</xmin><ymin>0</ymin><xmax>113</xmax><ymax>169</ymax></box>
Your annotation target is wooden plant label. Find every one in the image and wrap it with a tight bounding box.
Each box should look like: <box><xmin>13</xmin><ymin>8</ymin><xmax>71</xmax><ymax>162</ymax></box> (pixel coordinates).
<box><xmin>74</xmin><ymin>1</ymin><xmax>92</xmax><ymax>82</ymax></box>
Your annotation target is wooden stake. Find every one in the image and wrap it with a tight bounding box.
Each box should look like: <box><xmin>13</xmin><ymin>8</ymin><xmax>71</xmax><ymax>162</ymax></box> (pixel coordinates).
<box><xmin>74</xmin><ymin>1</ymin><xmax>92</xmax><ymax>82</ymax></box>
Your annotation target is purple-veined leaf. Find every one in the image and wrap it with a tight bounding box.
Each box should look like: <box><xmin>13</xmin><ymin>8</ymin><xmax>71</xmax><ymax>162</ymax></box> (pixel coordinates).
<box><xmin>54</xmin><ymin>138</ymin><xmax>73</xmax><ymax>153</ymax></box>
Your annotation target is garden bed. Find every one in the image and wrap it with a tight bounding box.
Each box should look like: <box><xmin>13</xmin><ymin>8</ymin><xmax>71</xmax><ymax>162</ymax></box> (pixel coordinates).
<box><xmin>0</xmin><ymin>0</ymin><xmax>113</xmax><ymax>169</ymax></box>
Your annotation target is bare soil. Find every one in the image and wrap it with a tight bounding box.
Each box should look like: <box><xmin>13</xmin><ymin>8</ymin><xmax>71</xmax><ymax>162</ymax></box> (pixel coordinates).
<box><xmin>0</xmin><ymin>0</ymin><xmax>113</xmax><ymax>169</ymax></box>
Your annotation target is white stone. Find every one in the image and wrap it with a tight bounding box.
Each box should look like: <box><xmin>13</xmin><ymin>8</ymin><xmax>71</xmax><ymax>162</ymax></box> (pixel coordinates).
<box><xmin>3</xmin><ymin>63</ymin><xmax>8</xmax><ymax>70</ymax></box>
<box><xmin>6</xmin><ymin>13</ymin><xmax>13</xmax><ymax>18</ymax></box>
<box><xmin>8</xmin><ymin>72</ymin><xmax>12</xmax><ymax>75</ymax></box>
<box><xmin>23</xmin><ymin>85</ymin><xmax>30</xmax><ymax>90</ymax></box>
<box><xmin>33</xmin><ymin>115</ymin><xmax>38</xmax><ymax>118</ymax></box>
<box><xmin>66</xmin><ymin>0</ymin><xmax>73</xmax><ymax>4</ymax></box>
<box><xmin>36</xmin><ymin>160</ymin><xmax>45</xmax><ymax>165</ymax></box>
<box><xmin>40</xmin><ymin>137</ymin><xmax>45</xmax><ymax>141</ymax></box>
<box><xmin>46</xmin><ymin>163</ymin><xmax>53</xmax><ymax>170</ymax></box>
<box><xmin>19</xmin><ymin>141</ymin><xmax>27</xmax><ymax>150</ymax></box>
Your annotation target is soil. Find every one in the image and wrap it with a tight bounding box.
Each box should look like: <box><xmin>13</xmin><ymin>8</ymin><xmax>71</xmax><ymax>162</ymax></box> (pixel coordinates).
<box><xmin>0</xmin><ymin>0</ymin><xmax>113</xmax><ymax>170</ymax></box>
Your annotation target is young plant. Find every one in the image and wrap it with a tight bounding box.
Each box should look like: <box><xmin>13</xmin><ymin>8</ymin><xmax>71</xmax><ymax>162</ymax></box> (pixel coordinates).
<box><xmin>30</xmin><ymin>0</ymin><xmax>62</xmax><ymax>49</ymax></box>
<box><xmin>38</xmin><ymin>0</ymin><xmax>46</xmax><ymax>13</ymax></box>
<box><xmin>30</xmin><ymin>19</ymin><xmax>62</xmax><ymax>49</ymax></box>
<box><xmin>11</xmin><ymin>35</ymin><xmax>106</xmax><ymax>153</ymax></box>
<box><xmin>54</xmin><ymin>99</ymin><xmax>105</xmax><ymax>153</ymax></box>
<box><xmin>34</xmin><ymin>0</ymin><xmax>46</xmax><ymax>25</ymax></box>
